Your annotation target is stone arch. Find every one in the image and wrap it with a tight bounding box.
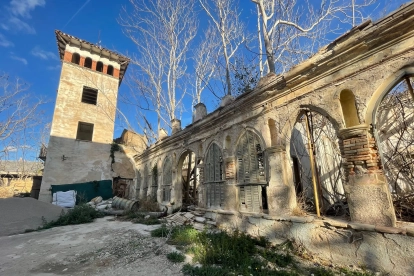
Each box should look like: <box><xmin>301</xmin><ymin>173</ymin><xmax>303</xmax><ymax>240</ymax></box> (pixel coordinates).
<box><xmin>287</xmin><ymin>108</ymin><xmax>345</xmax><ymax>215</ymax></box>
<box><xmin>235</xmin><ymin>128</ymin><xmax>267</xmax><ymax>213</ymax></box>
<box><xmin>368</xmin><ymin>68</ymin><xmax>414</xmax><ymax>222</ymax></box>
<box><xmin>176</xmin><ymin>149</ymin><xmax>198</xmax><ymax>207</ymax></box>
<box><xmin>280</xmin><ymin>106</ymin><xmax>341</xmax><ymax>148</ymax></box>
<box><xmin>340</xmin><ymin>89</ymin><xmax>360</xmax><ymax>127</ymax></box>
<box><xmin>161</xmin><ymin>155</ymin><xmax>172</xmax><ymax>203</ymax></box>
<box><xmin>365</xmin><ymin>64</ymin><xmax>414</xmax><ymax>125</ymax></box>
<box><xmin>142</xmin><ymin>164</ymin><xmax>149</xmax><ymax>199</ymax></box>
<box><xmin>136</xmin><ymin>170</ymin><xmax>142</xmax><ymax>200</ymax></box>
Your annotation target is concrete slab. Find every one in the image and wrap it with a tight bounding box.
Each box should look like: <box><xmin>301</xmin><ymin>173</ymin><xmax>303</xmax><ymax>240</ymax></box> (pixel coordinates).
<box><xmin>0</xmin><ymin>198</ymin><xmax>64</xmax><ymax>236</ymax></box>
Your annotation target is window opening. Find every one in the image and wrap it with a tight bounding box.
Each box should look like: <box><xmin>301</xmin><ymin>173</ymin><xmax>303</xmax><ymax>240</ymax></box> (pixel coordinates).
<box><xmin>236</xmin><ymin>130</ymin><xmax>267</xmax><ymax>213</ymax></box>
<box><xmin>151</xmin><ymin>165</ymin><xmax>158</xmax><ymax>200</ymax></box>
<box><xmin>84</xmin><ymin>57</ymin><xmax>92</xmax><ymax>69</ymax></box>
<box><xmin>143</xmin><ymin>165</ymin><xmax>149</xmax><ymax>198</ymax></box>
<box><xmin>375</xmin><ymin>76</ymin><xmax>414</xmax><ymax>222</ymax></box>
<box><xmin>71</xmin><ymin>53</ymin><xmax>80</xmax><ymax>65</ymax></box>
<box><xmin>136</xmin><ymin>171</ymin><xmax>141</xmax><ymax>200</ymax></box>
<box><xmin>290</xmin><ymin>111</ymin><xmax>345</xmax><ymax>217</ymax></box>
<box><xmin>162</xmin><ymin>157</ymin><xmax>172</xmax><ymax>202</ymax></box>
<box><xmin>107</xmin><ymin>65</ymin><xmax>114</xmax><ymax>76</ymax></box>
<box><xmin>96</xmin><ymin>61</ymin><xmax>103</xmax><ymax>72</ymax></box>
<box><xmin>205</xmin><ymin>143</ymin><xmax>224</xmax><ymax>208</ymax></box>
<box><xmin>81</xmin><ymin>86</ymin><xmax>98</xmax><ymax>105</ymax></box>
<box><xmin>76</xmin><ymin>122</ymin><xmax>94</xmax><ymax>141</ymax></box>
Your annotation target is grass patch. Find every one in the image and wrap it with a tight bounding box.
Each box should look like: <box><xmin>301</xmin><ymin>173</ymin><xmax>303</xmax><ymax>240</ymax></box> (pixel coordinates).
<box><xmin>167</xmin><ymin>251</ymin><xmax>186</xmax><ymax>263</ymax></box>
<box><xmin>151</xmin><ymin>224</ymin><xmax>198</xmax><ymax>246</ymax></box>
<box><xmin>152</xmin><ymin>225</ymin><xmax>374</xmax><ymax>276</ymax></box>
<box><xmin>39</xmin><ymin>204</ymin><xmax>104</xmax><ymax>230</ymax></box>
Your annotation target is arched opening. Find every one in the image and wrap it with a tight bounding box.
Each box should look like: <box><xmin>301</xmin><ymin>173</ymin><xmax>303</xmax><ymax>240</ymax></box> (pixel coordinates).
<box><xmin>268</xmin><ymin>118</ymin><xmax>277</xmax><ymax>146</ymax></box>
<box><xmin>290</xmin><ymin>111</ymin><xmax>345</xmax><ymax>216</ymax></box>
<box><xmin>162</xmin><ymin>157</ymin><xmax>172</xmax><ymax>203</ymax></box>
<box><xmin>142</xmin><ymin>165</ymin><xmax>149</xmax><ymax>199</ymax></box>
<box><xmin>107</xmin><ymin>65</ymin><xmax>114</xmax><ymax>76</ymax></box>
<box><xmin>84</xmin><ymin>57</ymin><xmax>92</xmax><ymax>69</ymax></box>
<box><xmin>375</xmin><ymin>76</ymin><xmax>414</xmax><ymax>222</ymax></box>
<box><xmin>205</xmin><ymin>143</ymin><xmax>224</xmax><ymax>208</ymax></box>
<box><xmin>236</xmin><ymin>130</ymin><xmax>267</xmax><ymax>213</ymax></box>
<box><xmin>71</xmin><ymin>53</ymin><xmax>80</xmax><ymax>65</ymax></box>
<box><xmin>340</xmin><ymin>90</ymin><xmax>359</xmax><ymax>127</ymax></box>
<box><xmin>151</xmin><ymin>164</ymin><xmax>158</xmax><ymax>200</ymax></box>
<box><xmin>178</xmin><ymin>150</ymin><xmax>197</xmax><ymax>207</ymax></box>
<box><xmin>136</xmin><ymin>170</ymin><xmax>141</xmax><ymax>199</ymax></box>
<box><xmin>96</xmin><ymin>61</ymin><xmax>103</xmax><ymax>72</ymax></box>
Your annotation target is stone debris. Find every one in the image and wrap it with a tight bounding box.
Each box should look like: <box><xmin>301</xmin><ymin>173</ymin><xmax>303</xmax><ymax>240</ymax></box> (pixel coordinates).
<box><xmin>165</xmin><ymin>210</ymin><xmax>217</xmax><ymax>230</ymax></box>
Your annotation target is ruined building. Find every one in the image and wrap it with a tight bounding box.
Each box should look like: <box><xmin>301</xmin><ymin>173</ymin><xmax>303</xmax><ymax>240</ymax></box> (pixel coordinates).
<box><xmin>40</xmin><ymin>3</ymin><xmax>414</xmax><ymax>275</ymax></box>
<box><xmin>39</xmin><ymin>31</ymin><xmax>142</xmax><ymax>202</ymax></box>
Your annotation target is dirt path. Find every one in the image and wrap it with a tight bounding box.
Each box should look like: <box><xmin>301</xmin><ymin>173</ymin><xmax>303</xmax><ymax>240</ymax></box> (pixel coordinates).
<box><xmin>0</xmin><ymin>217</ymin><xmax>184</xmax><ymax>276</ymax></box>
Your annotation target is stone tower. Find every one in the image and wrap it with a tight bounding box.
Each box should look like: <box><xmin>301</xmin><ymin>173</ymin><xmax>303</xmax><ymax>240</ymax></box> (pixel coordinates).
<box><xmin>38</xmin><ymin>30</ymin><xmax>129</xmax><ymax>202</ymax></box>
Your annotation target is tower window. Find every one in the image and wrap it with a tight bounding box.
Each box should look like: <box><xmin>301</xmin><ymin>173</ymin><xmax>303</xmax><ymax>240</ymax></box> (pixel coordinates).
<box><xmin>96</xmin><ymin>61</ymin><xmax>103</xmax><ymax>72</ymax></box>
<box><xmin>107</xmin><ymin>65</ymin><xmax>114</xmax><ymax>76</ymax></box>
<box><xmin>76</xmin><ymin>122</ymin><xmax>94</xmax><ymax>141</ymax></box>
<box><xmin>84</xmin><ymin>57</ymin><xmax>92</xmax><ymax>69</ymax></box>
<box><xmin>71</xmin><ymin>53</ymin><xmax>80</xmax><ymax>65</ymax></box>
<box><xmin>81</xmin><ymin>86</ymin><xmax>98</xmax><ymax>105</ymax></box>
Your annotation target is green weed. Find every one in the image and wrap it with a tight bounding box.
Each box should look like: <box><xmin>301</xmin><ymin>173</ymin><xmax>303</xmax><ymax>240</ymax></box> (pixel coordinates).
<box><xmin>166</xmin><ymin>251</ymin><xmax>186</xmax><ymax>263</ymax></box>
<box><xmin>39</xmin><ymin>204</ymin><xmax>104</xmax><ymax>230</ymax></box>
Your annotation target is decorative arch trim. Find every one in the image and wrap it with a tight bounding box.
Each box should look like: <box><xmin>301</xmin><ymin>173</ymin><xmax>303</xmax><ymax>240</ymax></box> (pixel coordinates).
<box><xmin>365</xmin><ymin>65</ymin><xmax>414</xmax><ymax>125</ymax></box>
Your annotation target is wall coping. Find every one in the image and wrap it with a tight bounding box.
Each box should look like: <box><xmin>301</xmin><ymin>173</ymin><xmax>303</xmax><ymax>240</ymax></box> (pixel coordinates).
<box><xmin>196</xmin><ymin>207</ymin><xmax>414</xmax><ymax>237</ymax></box>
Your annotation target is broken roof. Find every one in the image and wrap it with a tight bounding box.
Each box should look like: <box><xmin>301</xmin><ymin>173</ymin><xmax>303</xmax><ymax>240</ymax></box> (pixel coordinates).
<box><xmin>55</xmin><ymin>30</ymin><xmax>130</xmax><ymax>84</ymax></box>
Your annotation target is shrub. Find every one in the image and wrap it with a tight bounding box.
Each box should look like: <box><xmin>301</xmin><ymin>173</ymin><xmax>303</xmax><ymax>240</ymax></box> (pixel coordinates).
<box><xmin>39</xmin><ymin>204</ymin><xmax>104</xmax><ymax>230</ymax></box>
<box><xmin>166</xmin><ymin>251</ymin><xmax>186</xmax><ymax>263</ymax></box>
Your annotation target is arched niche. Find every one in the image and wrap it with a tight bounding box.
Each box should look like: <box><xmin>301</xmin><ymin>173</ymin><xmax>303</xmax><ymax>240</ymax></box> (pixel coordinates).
<box><xmin>268</xmin><ymin>118</ymin><xmax>277</xmax><ymax>146</ymax></box>
<box><xmin>340</xmin><ymin>89</ymin><xmax>359</xmax><ymax>127</ymax></box>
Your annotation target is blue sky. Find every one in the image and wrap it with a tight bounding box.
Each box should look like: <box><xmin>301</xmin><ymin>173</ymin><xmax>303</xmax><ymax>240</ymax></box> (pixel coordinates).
<box><xmin>0</xmin><ymin>0</ymin><xmax>410</xmax><ymax>159</ymax></box>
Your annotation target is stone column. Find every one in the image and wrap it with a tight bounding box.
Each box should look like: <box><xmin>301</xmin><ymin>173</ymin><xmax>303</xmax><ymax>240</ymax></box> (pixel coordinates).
<box><xmin>266</xmin><ymin>146</ymin><xmax>296</xmax><ymax>215</ymax></box>
<box><xmin>171</xmin><ymin>119</ymin><xmax>181</xmax><ymax>135</ymax></box>
<box><xmin>196</xmin><ymin>158</ymin><xmax>205</xmax><ymax>208</ymax></box>
<box><xmin>223</xmin><ymin>156</ymin><xmax>238</xmax><ymax>210</ymax></box>
<box><xmin>193</xmin><ymin>103</ymin><xmax>207</xmax><ymax>123</ymax></box>
<box><xmin>339</xmin><ymin>124</ymin><xmax>396</xmax><ymax>227</ymax></box>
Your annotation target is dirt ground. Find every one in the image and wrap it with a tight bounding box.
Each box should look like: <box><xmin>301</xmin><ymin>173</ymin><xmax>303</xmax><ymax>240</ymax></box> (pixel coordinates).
<box><xmin>0</xmin><ymin>217</ymin><xmax>185</xmax><ymax>276</ymax></box>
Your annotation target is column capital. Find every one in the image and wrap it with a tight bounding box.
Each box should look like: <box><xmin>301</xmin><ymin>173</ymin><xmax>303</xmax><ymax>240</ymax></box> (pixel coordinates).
<box><xmin>338</xmin><ymin>124</ymin><xmax>370</xmax><ymax>139</ymax></box>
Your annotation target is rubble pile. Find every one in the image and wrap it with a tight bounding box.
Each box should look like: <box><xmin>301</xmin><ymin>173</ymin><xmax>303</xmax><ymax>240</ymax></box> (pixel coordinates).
<box><xmin>165</xmin><ymin>209</ymin><xmax>217</xmax><ymax>230</ymax></box>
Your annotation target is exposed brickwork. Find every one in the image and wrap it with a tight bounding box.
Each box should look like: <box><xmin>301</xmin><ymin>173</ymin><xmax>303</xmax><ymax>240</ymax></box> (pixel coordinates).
<box><xmin>79</xmin><ymin>56</ymin><xmax>85</xmax><ymax>67</ymax></box>
<box><xmin>113</xmin><ymin>68</ymin><xmax>120</xmax><ymax>78</ymax></box>
<box><xmin>92</xmin><ymin>60</ymin><xmax>97</xmax><ymax>71</ymax></box>
<box><xmin>103</xmin><ymin>64</ymin><xmax>108</xmax><ymax>75</ymax></box>
<box><xmin>340</xmin><ymin>133</ymin><xmax>382</xmax><ymax>178</ymax></box>
<box><xmin>63</xmin><ymin>51</ymin><xmax>72</xmax><ymax>62</ymax></box>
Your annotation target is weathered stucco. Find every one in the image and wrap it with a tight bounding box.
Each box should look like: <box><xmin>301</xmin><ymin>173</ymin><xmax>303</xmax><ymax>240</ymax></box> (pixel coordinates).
<box><xmin>130</xmin><ymin>4</ymin><xmax>414</xmax><ymax>274</ymax></box>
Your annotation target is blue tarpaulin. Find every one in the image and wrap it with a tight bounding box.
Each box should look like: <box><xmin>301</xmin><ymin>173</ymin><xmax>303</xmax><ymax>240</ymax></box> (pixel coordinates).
<box><xmin>51</xmin><ymin>180</ymin><xmax>113</xmax><ymax>204</ymax></box>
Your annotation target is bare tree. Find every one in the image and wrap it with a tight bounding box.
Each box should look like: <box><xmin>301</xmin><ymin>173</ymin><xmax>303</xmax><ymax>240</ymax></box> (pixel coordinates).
<box><xmin>193</xmin><ymin>25</ymin><xmax>221</xmax><ymax>104</ymax></box>
<box><xmin>120</xmin><ymin>0</ymin><xmax>198</xmax><ymax>137</ymax></box>
<box><xmin>0</xmin><ymin>74</ymin><xmax>45</xmax><ymax>198</ymax></box>
<box><xmin>198</xmin><ymin>0</ymin><xmax>246</xmax><ymax>96</ymax></box>
<box><xmin>252</xmin><ymin>0</ymin><xmax>385</xmax><ymax>75</ymax></box>
<box><xmin>252</xmin><ymin>0</ymin><xmax>343</xmax><ymax>74</ymax></box>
